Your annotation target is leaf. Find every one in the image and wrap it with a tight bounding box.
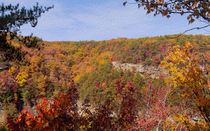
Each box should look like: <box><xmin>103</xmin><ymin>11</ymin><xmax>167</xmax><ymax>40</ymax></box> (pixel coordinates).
<box><xmin>187</xmin><ymin>15</ymin><xmax>192</xmax><ymax>20</ymax></box>
<box><xmin>192</xmin><ymin>1</ymin><xmax>198</xmax><ymax>8</ymax></box>
<box><xmin>123</xmin><ymin>1</ymin><xmax>127</xmax><ymax>6</ymax></box>
<box><xmin>189</xmin><ymin>18</ymin><xmax>195</xmax><ymax>24</ymax></box>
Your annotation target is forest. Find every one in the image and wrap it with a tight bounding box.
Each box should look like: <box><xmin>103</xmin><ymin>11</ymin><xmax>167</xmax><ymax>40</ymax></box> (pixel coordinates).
<box><xmin>0</xmin><ymin>0</ymin><xmax>210</xmax><ymax>130</ymax></box>
<box><xmin>0</xmin><ymin>34</ymin><xmax>209</xmax><ymax>130</ymax></box>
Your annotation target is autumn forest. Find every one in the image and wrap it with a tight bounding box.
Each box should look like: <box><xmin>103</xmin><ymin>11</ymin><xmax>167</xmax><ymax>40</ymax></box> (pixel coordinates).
<box><xmin>0</xmin><ymin>0</ymin><xmax>210</xmax><ymax>131</ymax></box>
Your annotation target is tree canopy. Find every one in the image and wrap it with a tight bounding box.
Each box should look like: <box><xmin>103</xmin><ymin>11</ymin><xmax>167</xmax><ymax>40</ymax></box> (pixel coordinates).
<box><xmin>0</xmin><ymin>3</ymin><xmax>53</xmax><ymax>33</ymax></box>
<box><xmin>123</xmin><ymin>0</ymin><xmax>210</xmax><ymax>24</ymax></box>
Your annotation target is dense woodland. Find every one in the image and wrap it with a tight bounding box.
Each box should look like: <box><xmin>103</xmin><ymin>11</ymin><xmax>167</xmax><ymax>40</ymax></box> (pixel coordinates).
<box><xmin>0</xmin><ymin>34</ymin><xmax>209</xmax><ymax>130</ymax></box>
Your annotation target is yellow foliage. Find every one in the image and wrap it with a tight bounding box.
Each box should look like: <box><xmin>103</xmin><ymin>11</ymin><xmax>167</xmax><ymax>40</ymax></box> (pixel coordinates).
<box><xmin>161</xmin><ymin>42</ymin><xmax>210</xmax><ymax>128</ymax></box>
<box><xmin>58</xmin><ymin>53</ymin><xmax>64</xmax><ymax>57</ymax></box>
<box><xmin>30</xmin><ymin>55</ymin><xmax>41</xmax><ymax>65</ymax></box>
<box><xmin>36</xmin><ymin>74</ymin><xmax>47</xmax><ymax>89</ymax></box>
<box><xmin>9</xmin><ymin>67</ymin><xmax>16</xmax><ymax>75</ymax></box>
<box><xmin>96</xmin><ymin>52</ymin><xmax>112</xmax><ymax>65</ymax></box>
<box><xmin>30</xmin><ymin>55</ymin><xmax>43</xmax><ymax>72</ymax></box>
<box><xmin>15</xmin><ymin>71</ymin><xmax>29</xmax><ymax>87</ymax></box>
<box><xmin>74</xmin><ymin>74</ymin><xmax>81</xmax><ymax>82</ymax></box>
<box><xmin>172</xmin><ymin>114</ymin><xmax>209</xmax><ymax>131</ymax></box>
<box><xmin>161</xmin><ymin>42</ymin><xmax>208</xmax><ymax>95</ymax></box>
<box><xmin>11</xmin><ymin>41</ymin><xmax>20</xmax><ymax>48</ymax></box>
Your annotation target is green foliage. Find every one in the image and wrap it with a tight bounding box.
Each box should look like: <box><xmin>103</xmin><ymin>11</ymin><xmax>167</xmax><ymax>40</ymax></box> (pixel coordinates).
<box><xmin>132</xmin><ymin>72</ymin><xmax>144</xmax><ymax>90</ymax></box>
<box><xmin>66</xmin><ymin>59</ymin><xmax>74</xmax><ymax>67</ymax></box>
<box><xmin>2</xmin><ymin>103</ymin><xmax>18</xmax><ymax>119</ymax></box>
<box><xmin>78</xmin><ymin>63</ymin><xmax>120</xmax><ymax>105</ymax></box>
<box><xmin>0</xmin><ymin>91</ymin><xmax>14</xmax><ymax>104</ymax></box>
<box><xmin>143</xmin><ymin>58</ymin><xmax>153</xmax><ymax>66</ymax></box>
<box><xmin>20</xmin><ymin>86</ymin><xmax>40</xmax><ymax>107</ymax></box>
<box><xmin>0</xmin><ymin>127</ymin><xmax>7</xmax><ymax>131</ymax></box>
<box><xmin>152</xmin><ymin>78</ymin><xmax>165</xmax><ymax>89</ymax></box>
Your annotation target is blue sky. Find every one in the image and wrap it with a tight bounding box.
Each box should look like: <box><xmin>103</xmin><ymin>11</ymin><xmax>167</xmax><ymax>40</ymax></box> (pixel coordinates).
<box><xmin>2</xmin><ymin>0</ymin><xmax>210</xmax><ymax>41</ymax></box>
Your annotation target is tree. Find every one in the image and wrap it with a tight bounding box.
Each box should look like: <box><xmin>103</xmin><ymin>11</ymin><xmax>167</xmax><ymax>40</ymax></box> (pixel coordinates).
<box><xmin>8</xmin><ymin>92</ymin><xmax>79</xmax><ymax>131</ymax></box>
<box><xmin>0</xmin><ymin>2</ymin><xmax>53</xmax><ymax>60</ymax></box>
<box><xmin>0</xmin><ymin>3</ymin><xmax>53</xmax><ymax>33</ymax></box>
<box><xmin>136</xmin><ymin>86</ymin><xmax>176</xmax><ymax>130</ymax></box>
<box><xmin>161</xmin><ymin>42</ymin><xmax>209</xmax><ymax>129</ymax></box>
<box><xmin>123</xmin><ymin>0</ymin><xmax>209</xmax><ymax>27</ymax></box>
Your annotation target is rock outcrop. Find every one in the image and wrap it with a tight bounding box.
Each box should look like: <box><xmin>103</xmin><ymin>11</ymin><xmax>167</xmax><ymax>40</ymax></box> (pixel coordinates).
<box><xmin>112</xmin><ymin>61</ymin><xmax>163</xmax><ymax>78</ymax></box>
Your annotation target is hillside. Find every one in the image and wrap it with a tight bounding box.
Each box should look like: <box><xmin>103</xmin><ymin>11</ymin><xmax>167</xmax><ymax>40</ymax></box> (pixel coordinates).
<box><xmin>0</xmin><ymin>34</ymin><xmax>209</xmax><ymax>130</ymax></box>
<box><xmin>44</xmin><ymin>34</ymin><xmax>209</xmax><ymax>78</ymax></box>
<box><xmin>43</xmin><ymin>34</ymin><xmax>209</xmax><ymax>104</ymax></box>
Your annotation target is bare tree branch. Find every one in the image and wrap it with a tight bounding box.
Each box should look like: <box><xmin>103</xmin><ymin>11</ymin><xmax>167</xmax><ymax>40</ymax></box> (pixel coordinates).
<box><xmin>182</xmin><ymin>24</ymin><xmax>210</xmax><ymax>34</ymax></box>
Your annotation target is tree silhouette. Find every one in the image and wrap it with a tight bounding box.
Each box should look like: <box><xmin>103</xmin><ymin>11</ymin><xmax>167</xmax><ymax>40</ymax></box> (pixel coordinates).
<box><xmin>0</xmin><ymin>3</ymin><xmax>53</xmax><ymax>33</ymax></box>
<box><xmin>0</xmin><ymin>2</ymin><xmax>53</xmax><ymax>60</ymax></box>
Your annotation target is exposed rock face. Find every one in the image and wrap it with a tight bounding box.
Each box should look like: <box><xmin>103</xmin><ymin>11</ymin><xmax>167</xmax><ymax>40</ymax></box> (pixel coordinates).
<box><xmin>112</xmin><ymin>62</ymin><xmax>163</xmax><ymax>78</ymax></box>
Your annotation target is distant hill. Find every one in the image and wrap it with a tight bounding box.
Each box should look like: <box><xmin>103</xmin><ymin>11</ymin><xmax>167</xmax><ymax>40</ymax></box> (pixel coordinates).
<box><xmin>45</xmin><ymin>34</ymin><xmax>209</xmax><ymax>79</ymax></box>
<box><xmin>43</xmin><ymin>34</ymin><xmax>209</xmax><ymax>105</ymax></box>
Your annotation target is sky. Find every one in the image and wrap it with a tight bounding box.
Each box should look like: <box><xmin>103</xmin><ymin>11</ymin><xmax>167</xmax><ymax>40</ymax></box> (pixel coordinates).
<box><xmin>2</xmin><ymin>0</ymin><xmax>210</xmax><ymax>41</ymax></box>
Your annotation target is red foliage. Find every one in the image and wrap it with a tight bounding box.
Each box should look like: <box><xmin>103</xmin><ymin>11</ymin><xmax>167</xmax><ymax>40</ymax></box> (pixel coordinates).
<box><xmin>159</xmin><ymin>73</ymin><xmax>164</xmax><ymax>79</ymax></box>
<box><xmin>95</xmin><ymin>82</ymin><xmax>100</xmax><ymax>88</ymax></box>
<box><xmin>124</xmin><ymin>45</ymin><xmax>129</xmax><ymax>50</ymax></box>
<box><xmin>135</xmin><ymin>86</ymin><xmax>177</xmax><ymax>130</ymax></box>
<box><xmin>161</xmin><ymin>44</ymin><xmax>167</xmax><ymax>54</ymax></box>
<box><xmin>146</xmin><ymin>49</ymin><xmax>152</xmax><ymax>58</ymax></box>
<box><xmin>109</xmin><ymin>45</ymin><xmax>113</xmax><ymax>49</ymax></box>
<box><xmin>153</xmin><ymin>55</ymin><xmax>161</xmax><ymax>64</ymax></box>
<box><xmin>205</xmin><ymin>52</ymin><xmax>210</xmax><ymax>60</ymax></box>
<box><xmin>8</xmin><ymin>87</ymin><xmax>79</xmax><ymax>131</ymax></box>
<box><xmin>136</xmin><ymin>56</ymin><xmax>140</xmax><ymax>64</ymax></box>
<box><xmin>115</xmin><ymin>80</ymin><xmax>138</xmax><ymax>129</ymax></box>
